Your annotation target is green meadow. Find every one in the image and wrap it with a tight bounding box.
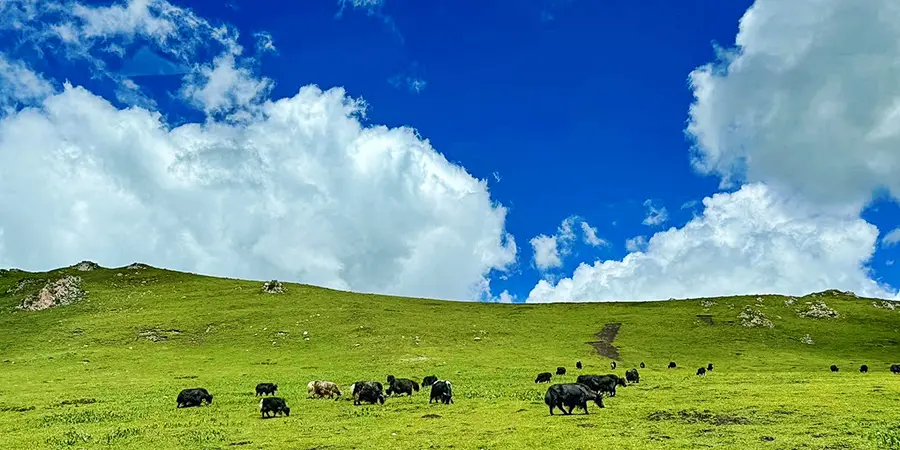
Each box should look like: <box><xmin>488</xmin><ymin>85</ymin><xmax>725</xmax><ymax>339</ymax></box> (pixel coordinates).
<box><xmin>2</xmin><ymin>264</ymin><xmax>900</xmax><ymax>449</ymax></box>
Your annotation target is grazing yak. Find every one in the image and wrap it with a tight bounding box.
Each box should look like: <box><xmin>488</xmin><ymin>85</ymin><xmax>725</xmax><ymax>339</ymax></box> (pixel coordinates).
<box><xmin>255</xmin><ymin>383</ymin><xmax>277</xmax><ymax>396</ymax></box>
<box><xmin>556</xmin><ymin>367</ymin><xmax>567</xmax><ymax>375</ymax></box>
<box><xmin>610</xmin><ymin>361</ymin><xmax>616</xmax><ymax>370</ymax></box>
<box><xmin>891</xmin><ymin>364</ymin><xmax>900</xmax><ymax>374</ymax></box>
<box><xmin>640</xmin><ymin>362</ymin><xmax>645</xmax><ymax>369</ymax></box>
<box><xmin>860</xmin><ymin>365</ymin><xmax>869</xmax><ymax>373</ymax></box>
<box><xmin>576</xmin><ymin>361</ymin><xmax>582</xmax><ymax>370</ymax></box>
<box><xmin>830</xmin><ymin>365</ymin><xmax>839</xmax><ymax>372</ymax></box>
<box><xmin>386</xmin><ymin>375</ymin><xmax>420</xmax><ymax>396</ymax></box>
<box><xmin>576</xmin><ymin>374</ymin><xmax>626</xmax><ymax>397</ymax></box>
<box><xmin>176</xmin><ymin>388</ymin><xmax>213</xmax><ymax>408</ymax></box>
<box><xmin>260</xmin><ymin>397</ymin><xmax>290</xmax><ymax>418</ymax></box>
<box><xmin>308</xmin><ymin>381</ymin><xmax>342</xmax><ymax>399</ymax></box>
<box><xmin>696</xmin><ymin>367</ymin><xmax>706</xmax><ymax>376</ymax></box>
<box><xmin>625</xmin><ymin>368</ymin><xmax>640</xmax><ymax>384</ymax></box>
<box><xmin>707</xmin><ymin>363</ymin><xmax>713</xmax><ymax>371</ymax></box>
<box><xmin>544</xmin><ymin>383</ymin><xmax>603</xmax><ymax>415</ymax></box>
<box><xmin>429</xmin><ymin>380</ymin><xmax>454</xmax><ymax>404</ymax></box>
<box><xmin>422</xmin><ymin>375</ymin><xmax>438</xmax><ymax>387</ymax></box>
<box><xmin>535</xmin><ymin>372</ymin><xmax>553</xmax><ymax>383</ymax></box>
<box><xmin>351</xmin><ymin>381</ymin><xmax>385</xmax><ymax>405</ymax></box>
<box><xmin>668</xmin><ymin>361</ymin><xmax>677</xmax><ymax>369</ymax></box>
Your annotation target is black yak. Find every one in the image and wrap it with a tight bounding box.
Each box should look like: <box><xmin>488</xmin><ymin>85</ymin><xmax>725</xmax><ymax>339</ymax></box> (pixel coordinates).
<box><xmin>544</xmin><ymin>383</ymin><xmax>603</xmax><ymax>415</ymax></box>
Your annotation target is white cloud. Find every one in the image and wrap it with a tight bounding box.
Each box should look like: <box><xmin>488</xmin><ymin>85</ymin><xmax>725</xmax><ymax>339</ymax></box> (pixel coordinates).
<box><xmin>624</xmin><ymin>235</ymin><xmax>647</xmax><ymax>253</ymax></box>
<box><xmin>530</xmin><ymin>234</ymin><xmax>562</xmax><ymax>271</ymax></box>
<box><xmin>681</xmin><ymin>200</ymin><xmax>698</xmax><ymax>209</ymax></box>
<box><xmin>0</xmin><ymin>82</ymin><xmax>518</xmax><ymax>301</ymax></box>
<box><xmin>254</xmin><ymin>31</ymin><xmax>276</xmax><ymax>54</ymax></box>
<box><xmin>884</xmin><ymin>228</ymin><xmax>900</xmax><ymax>247</ymax></box>
<box><xmin>642</xmin><ymin>199</ymin><xmax>668</xmax><ymax>226</ymax></box>
<box><xmin>530</xmin><ymin>216</ymin><xmax>607</xmax><ymax>271</ymax></box>
<box><xmin>527</xmin><ymin>183</ymin><xmax>898</xmax><ymax>302</ymax></box>
<box><xmin>888</xmin><ymin>260</ymin><xmax>895</xmax><ymax>266</ymax></box>
<box><xmin>0</xmin><ymin>53</ymin><xmax>55</xmax><ymax>112</ymax></box>
<box><xmin>686</xmin><ymin>0</ymin><xmax>900</xmax><ymax>211</ymax></box>
<box><xmin>0</xmin><ymin>0</ymin><xmax>270</xmax><ymax>119</ymax></box>
<box><xmin>180</xmin><ymin>53</ymin><xmax>273</xmax><ymax>117</ymax></box>
<box><xmin>580</xmin><ymin>221</ymin><xmax>607</xmax><ymax>247</ymax></box>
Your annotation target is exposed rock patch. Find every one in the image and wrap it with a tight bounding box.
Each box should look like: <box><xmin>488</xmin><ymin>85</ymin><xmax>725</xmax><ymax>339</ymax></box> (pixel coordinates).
<box><xmin>697</xmin><ymin>314</ymin><xmax>714</xmax><ymax>325</ymax></box>
<box><xmin>72</xmin><ymin>261</ymin><xmax>99</xmax><ymax>272</ymax></box>
<box><xmin>800</xmin><ymin>334</ymin><xmax>814</xmax><ymax>345</ymax></box>
<box><xmin>262</xmin><ymin>280</ymin><xmax>285</xmax><ymax>294</ymax></box>
<box><xmin>586</xmin><ymin>323</ymin><xmax>621</xmax><ymax>359</ymax></box>
<box><xmin>797</xmin><ymin>300</ymin><xmax>839</xmax><ymax>319</ymax></box>
<box><xmin>873</xmin><ymin>300</ymin><xmax>898</xmax><ymax>310</ymax></box>
<box><xmin>17</xmin><ymin>276</ymin><xmax>85</xmax><ymax>311</ymax></box>
<box><xmin>125</xmin><ymin>263</ymin><xmax>151</xmax><ymax>270</ymax></box>
<box><xmin>700</xmin><ymin>300</ymin><xmax>717</xmax><ymax>308</ymax></box>
<box><xmin>738</xmin><ymin>306</ymin><xmax>774</xmax><ymax>328</ymax></box>
<box><xmin>6</xmin><ymin>278</ymin><xmax>44</xmax><ymax>295</ymax></box>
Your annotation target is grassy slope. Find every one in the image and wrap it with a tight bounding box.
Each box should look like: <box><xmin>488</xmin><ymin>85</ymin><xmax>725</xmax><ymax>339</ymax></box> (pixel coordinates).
<box><xmin>2</xmin><ymin>266</ymin><xmax>900</xmax><ymax>449</ymax></box>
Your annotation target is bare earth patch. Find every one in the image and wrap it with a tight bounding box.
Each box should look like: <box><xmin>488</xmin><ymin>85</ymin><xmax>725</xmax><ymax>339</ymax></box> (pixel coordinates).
<box><xmin>697</xmin><ymin>314</ymin><xmax>714</xmax><ymax>325</ymax></box>
<box><xmin>587</xmin><ymin>322</ymin><xmax>622</xmax><ymax>360</ymax></box>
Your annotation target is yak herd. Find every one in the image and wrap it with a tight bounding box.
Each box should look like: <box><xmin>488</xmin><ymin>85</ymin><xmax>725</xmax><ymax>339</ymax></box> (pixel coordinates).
<box><xmin>175</xmin><ymin>360</ymin><xmax>900</xmax><ymax>418</ymax></box>
<box><xmin>175</xmin><ymin>375</ymin><xmax>453</xmax><ymax>418</ymax></box>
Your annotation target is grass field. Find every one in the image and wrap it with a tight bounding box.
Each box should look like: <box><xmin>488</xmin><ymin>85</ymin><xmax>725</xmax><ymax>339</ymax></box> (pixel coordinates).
<box><xmin>2</xmin><ymin>264</ymin><xmax>900</xmax><ymax>449</ymax></box>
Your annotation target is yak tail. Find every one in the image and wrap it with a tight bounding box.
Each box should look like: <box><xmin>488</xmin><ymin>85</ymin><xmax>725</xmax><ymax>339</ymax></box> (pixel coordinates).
<box><xmin>413</xmin><ymin>381</ymin><xmax>420</xmax><ymax>392</ymax></box>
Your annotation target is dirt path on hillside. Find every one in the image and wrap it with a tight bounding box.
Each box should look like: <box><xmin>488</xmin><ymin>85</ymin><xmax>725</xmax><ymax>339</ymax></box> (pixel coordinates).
<box><xmin>587</xmin><ymin>322</ymin><xmax>621</xmax><ymax>360</ymax></box>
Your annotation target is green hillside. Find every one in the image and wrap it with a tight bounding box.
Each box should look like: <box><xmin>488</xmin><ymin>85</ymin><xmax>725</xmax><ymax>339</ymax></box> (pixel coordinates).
<box><xmin>2</xmin><ymin>264</ymin><xmax>900</xmax><ymax>449</ymax></box>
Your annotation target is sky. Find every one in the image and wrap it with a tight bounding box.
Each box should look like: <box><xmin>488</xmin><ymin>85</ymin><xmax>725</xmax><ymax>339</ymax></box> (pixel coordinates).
<box><xmin>0</xmin><ymin>0</ymin><xmax>898</xmax><ymax>303</ymax></box>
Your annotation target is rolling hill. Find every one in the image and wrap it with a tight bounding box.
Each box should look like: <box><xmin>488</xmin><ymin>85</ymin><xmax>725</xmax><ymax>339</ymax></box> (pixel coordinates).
<box><xmin>2</xmin><ymin>263</ymin><xmax>900</xmax><ymax>449</ymax></box>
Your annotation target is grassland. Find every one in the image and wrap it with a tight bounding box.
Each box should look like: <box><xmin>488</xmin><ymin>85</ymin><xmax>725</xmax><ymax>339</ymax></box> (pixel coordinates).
<box><xmin>2</xmin><ymin>264</ymin><xmax>900</xmax><ymax>449</ymax></box>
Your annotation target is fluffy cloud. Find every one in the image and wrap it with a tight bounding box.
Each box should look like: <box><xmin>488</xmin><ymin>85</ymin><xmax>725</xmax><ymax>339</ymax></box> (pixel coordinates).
<box><xmin>530</xmin><ymin>234</ymin><xmax>563</xmax><ymax>271</ymax></box>
<box><xmin>884</xmin><ymin>228</ymin><xmax>900</xmax><ymax>247</ymax></box>
<box><xmin>641</xmin><ymin>199</ymin><xmax>668</xmax><ymax>226</ymax></box>
<box><xmin>0</xmin><ymin>79</ymin><xmax>517</xmax><ymax>301</ymax></box>
<box><xmin>527</xmin><ymin>183</ymin><xmax>898</xmax><ymax>302</ymax></box>
<box><xmin>624</xmin><ymin>236</ymin><xmax>647</xmax><ymax>253</ymax></box>
<box><xmin>686</xmin><ymin>0</ymin><xmax>900</xmax><ymax>211</ymax></box>
<box><xmin>580</xmin><ymin>221</ymin><xmax>607</xmax><ymax>247</ymax></box>
<box><xmin>530</xmin><ymin>216</ymin><xmax>591</xmax><ymax>271</ymax></box>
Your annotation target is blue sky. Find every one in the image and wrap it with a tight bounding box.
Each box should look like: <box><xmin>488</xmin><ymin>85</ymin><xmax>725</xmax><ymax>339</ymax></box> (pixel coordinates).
<box><xmin>0</xmin><ymin>0</ymin><xmax>898</xmax><ymax>302</ymax></box>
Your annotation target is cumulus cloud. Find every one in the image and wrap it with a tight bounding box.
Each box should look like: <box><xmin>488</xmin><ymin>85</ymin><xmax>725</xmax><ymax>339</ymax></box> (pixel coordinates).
<box><xmin>580</xmin><ymin>221</ymin><xmax>607</xmax><ymax>247</ymax></box>
<box><xmin>0</xmin><ymin>83</ymin><xmax>517</xmax><ymax>301</ymax></box>
<box><xmin>180</xmin><ymin>53</ymin><xmax>274</xmax><ymax>117</ymax></box>
<box><xmin>686</xmin><ymin>0</ymin><xmax>900</xmax><ymax>211</ymax></box>
<box><xmin>530</xmin><ymin>216</ymin><xmax>607</xmax><ymax>271</ymax></box>
<box><xmin>624</xmin><ymin>236</ymin><xmax>647</xmax><ymax>253</ymax></box>
<box><xmin>527</xmin><ymin>183</ymin><xmax>898</xmax><ymax>302</ymax></box>
<box><xmin>641</xmin><ymin>199</ymin><xmax>668</xmax><ymax>226</ymax></box>
<box><xmin>884</xmin><ymin>228</ymin><xmax>900</xmax><ymax>247</ymax></box>
<box><xmin>530</xmin><ymin>234</ymin><xmax>562</xmax><ymax>271</ymax></box>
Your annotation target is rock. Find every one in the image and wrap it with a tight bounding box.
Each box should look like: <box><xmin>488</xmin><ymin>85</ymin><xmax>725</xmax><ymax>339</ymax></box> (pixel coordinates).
<box><xmin>738</xmin><ymin>306</ymin><xmax>774</xmax><ymax>328</ymax></box>
<box><xmin>784</xmin><ymin>297</ymin><xmax>797</xmax><ymax>306</ymax></box>
<box><xmin>72</xmin><ymin>261</ymin><xmax>99</xmax><ymax>272</ymax></box>
<box><xmin>797</xmin><ymin>300</ymin><xmax>839</xmax><ymax>319</ymax></box>
<box><xmin>125</xmin><ymin>262</ymin><xmax>150</xmax><ymax>270</ymax></box>
<box><xmin>262</xmin><ymin>280</ymin><xmax>285</xmax><ymax>294</ymax></box>
<box><xmin>873</xmin><ymin>300</ymin><xmax>898</xmax><ymax>310</ymax></box>
<box><xmin>800</xmin><ymin>334</ymin><xmax>814</xmax><ymax>344</ymax></box>
<box><xmin>700</xmin><ymin>300</ymin><xmax>717</xmax><ymax>308</ymax></box>
<box><xmin>17</xmin><ymin>276</ymin><xmax>86</xmax><ymax>311</ymax></box>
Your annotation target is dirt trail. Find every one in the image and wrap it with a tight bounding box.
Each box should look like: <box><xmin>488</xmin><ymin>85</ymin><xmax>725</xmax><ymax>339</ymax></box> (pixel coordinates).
<box><xmin>587</xmin><ymin>322</ymin><xmax>621</xmax><ymax>360</ymax></box>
